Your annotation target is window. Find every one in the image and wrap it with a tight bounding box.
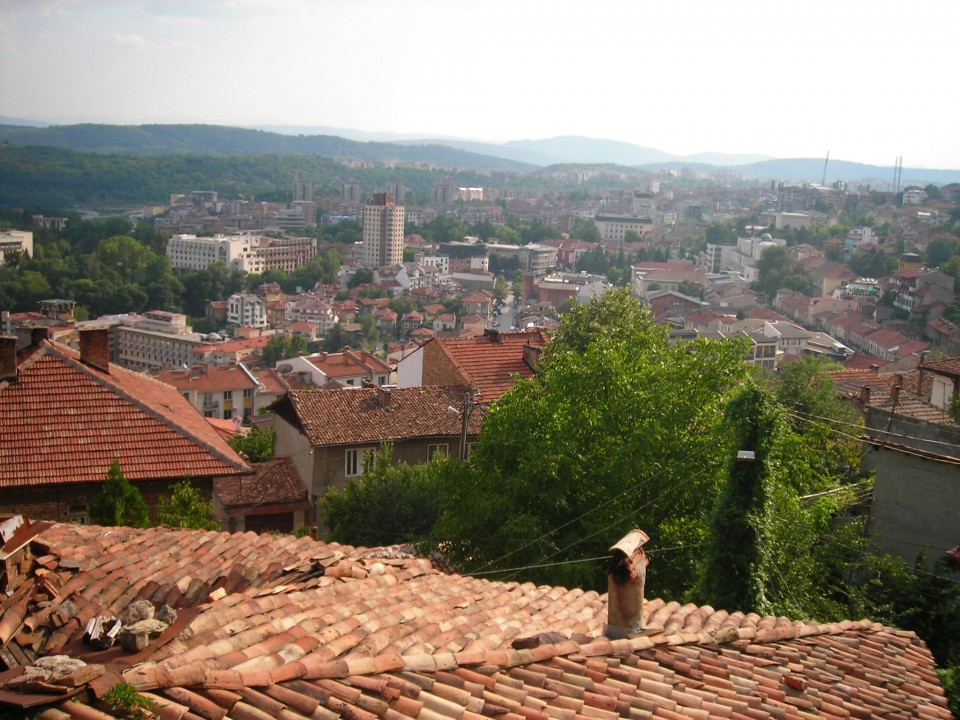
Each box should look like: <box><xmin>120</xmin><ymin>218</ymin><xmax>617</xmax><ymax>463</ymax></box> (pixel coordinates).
<box><xmin>224</xmin><ymin>390</ymin><xmax>232</xmax><ymax>400</ymax></box>
<box><xmin>243</xmin><ymin>388</ymin><xmax>253</xmax><ymax>398</ymax></box>
<box><xmin>345</xmin><ymin>449</ymin><xmax>360</xmax><ymax>477</ymax></box>
<box><xmin>427</xmin><ymin>443</ymin><xmax>449</xmax><ymax>461</ymax></box>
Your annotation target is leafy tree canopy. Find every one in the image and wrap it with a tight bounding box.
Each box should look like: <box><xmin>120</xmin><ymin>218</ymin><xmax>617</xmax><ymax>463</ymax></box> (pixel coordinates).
<box><xmin>157</xmin><ymin>480</ymin><xmax>220</xmax><ymax>530</ymax></box>
<box><xmin>228</xmin><ymin>426</ymin><xmax>276</xmax><ymax>463</ymax></box>
<box><xmin>89</xmin><ymin>459</ymin><xmax>150</xmax><ymax>528</ymax></box>
<box><xmin>428</xmin><ymin>289</ymin><xmax>750</xmax><ymax>596</ymax></box>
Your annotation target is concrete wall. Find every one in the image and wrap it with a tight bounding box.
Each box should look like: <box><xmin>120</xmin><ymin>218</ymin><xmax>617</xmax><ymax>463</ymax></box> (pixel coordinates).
<box><xmin>866</xmin><ymin>446</ymin><xmax>960</xmax><ymax>570</ymax></box>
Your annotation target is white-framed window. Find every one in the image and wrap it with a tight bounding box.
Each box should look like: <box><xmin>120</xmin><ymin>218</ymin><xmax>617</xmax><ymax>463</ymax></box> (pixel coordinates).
<box><xmin>345</xmin><ymin>448</ymin><xmax>360</xmax><ymax>476</ymax></box>
<box><xmin>427</xmin><ymin>443</ymin><xmax>449</xmax><ymax>461</ymax></box>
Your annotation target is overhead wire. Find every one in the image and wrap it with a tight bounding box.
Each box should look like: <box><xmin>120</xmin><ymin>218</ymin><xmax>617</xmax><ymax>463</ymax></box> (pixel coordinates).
<box><xmin>469</xmin><ymin>433</ymin><xmax>725</xmax><ymax>574</ymax></box>
<box><xmin>791</xmin><ymin>407</ymin><xmax>960</xmax><ymax>451</ymax></box>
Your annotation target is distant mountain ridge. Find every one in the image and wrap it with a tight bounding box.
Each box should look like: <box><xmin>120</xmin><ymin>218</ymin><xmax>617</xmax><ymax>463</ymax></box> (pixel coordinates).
<box><xmin>1</xmin><ymin>121</ymin><xmax>957</xmax><ymax>184</ymax></box>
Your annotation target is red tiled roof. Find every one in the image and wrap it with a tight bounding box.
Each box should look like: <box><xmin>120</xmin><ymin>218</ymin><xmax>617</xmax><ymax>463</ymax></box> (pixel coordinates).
<box><xmin>306</xmin><ymin>349</ymin><xmax>391</xmax><ymax>378</ymax></box>
<box><xmin>433</xmin><ymin>330</ymin><xmax>549</xmax><ymax>401</ymax></box>
<box><xmin>193</xmin><ymin>336</ymin><xmax>271</xmax><ymax>355</ymax></box>
<box><xmin>284</xmin><ymin>385</ymin><xmax>485</xmax><ymax>447</ymax></box>
<box><xmin>920</xmin><ymin>356</ymin><xmax>960</xmax><ymax>378</ymax></box>
<box><xmin>0</xmin><ymin>523</ymin><xmax>952</xmax><ymax>719</ymax></box>
<box><xmin>0</xmin><ymin>341</ymin><xmax>251</xmax><ymax>488</ymax></box>
<box><xmin>214</xmin><ymin>457</ymin><xmax>307</xmax><ymax>509</ymax></box>
<box><xmin>157</xmin><ymin>364</ymin><xmax>258</xmax><ymax>393</ymax></box>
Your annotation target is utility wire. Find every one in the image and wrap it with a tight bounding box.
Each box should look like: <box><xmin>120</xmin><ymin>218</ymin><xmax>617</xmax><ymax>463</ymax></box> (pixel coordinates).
<box><xmin>791</xmin><ymin>407</ymin><xmax>960</xmax><ymax>450</ymax></box>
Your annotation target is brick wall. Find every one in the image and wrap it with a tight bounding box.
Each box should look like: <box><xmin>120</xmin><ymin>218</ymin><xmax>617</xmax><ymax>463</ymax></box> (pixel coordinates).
<box><xmin>421</xmin><ymin>341</ymin><xmax>464</xmax><ymax>387</ymax></box>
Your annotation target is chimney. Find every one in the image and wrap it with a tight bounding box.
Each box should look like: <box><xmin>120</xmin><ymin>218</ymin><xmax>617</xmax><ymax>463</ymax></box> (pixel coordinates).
<box><xmin>604</xmin><ymin>529</ymin><xmax>649</xmax><ymax>639</ymax></box>
<box><xmin>485</xmin><ymin>329</ymin><xmax>501</xmax><ymax>343</ymax></box>
<box><xmin>890</xmin><ymin>384</ymin><xmax>900</xmax><ymax>404</ymax></box>
<box><xmin>31</xmin><ymin>327</ymin><xmax>48</xmax><ymax>346</ymax></box>
<box><xmin>79</xmin><ymin>328</ymin><xmax>110</xmax><ymax>372</ymax></box>
<box><xmin>375</xmin><ymin>384</ymin><xmax>392</xmax><ymax>409</ymax></box>
<box><xmin>522</xmin><ymin>344</ymin><xmax>541</xmax><ymax>372</ymax></box>
<box><xmin>0</xmin><ymin>336</ymin><xmax>17</xmax><ymax>384</ymax></box>
<box><xmin>859</xmin><ymin>385</ymin><xmax>871</xmax><ymax>407</ymax></box>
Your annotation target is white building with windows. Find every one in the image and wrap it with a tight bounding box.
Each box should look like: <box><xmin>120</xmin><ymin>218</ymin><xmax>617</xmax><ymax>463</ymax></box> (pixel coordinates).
<box><xmin>167</xmin><ymin>234</ymin><xmax>265</xmax><ymax>273</ymax></box>
<box><xmin>595</xmin><ymin>215</ymin><xmax>654</xmax><ymax>244</ymax></box>
<box><xmin>227</xmin><ymin>293</ymin><xmax>268</xmax><ymax>328</ymax></box>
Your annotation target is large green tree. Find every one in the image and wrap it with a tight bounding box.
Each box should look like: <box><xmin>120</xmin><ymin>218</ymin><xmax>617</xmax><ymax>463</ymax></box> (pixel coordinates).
<box><xmin>428</xmin><ymin>289</ymin><xmax>749</xmax><ymax>595</ymax></box>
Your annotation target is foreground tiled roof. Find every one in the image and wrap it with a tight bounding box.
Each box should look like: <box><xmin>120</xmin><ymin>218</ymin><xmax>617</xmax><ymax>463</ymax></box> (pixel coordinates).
<box><xmin>0</xmin><ymin>341</ymin><xmax>251</xmax><ymax>488</ymax></box>
<box><xmin>0</xmin><ymin>523</ymin><xmax>951</xmax><ymax>719</ymax></box>
<box><xmin>283</xmin><ymin>386</ymin><xmax>486</xmax><ymax>447</ymax></box>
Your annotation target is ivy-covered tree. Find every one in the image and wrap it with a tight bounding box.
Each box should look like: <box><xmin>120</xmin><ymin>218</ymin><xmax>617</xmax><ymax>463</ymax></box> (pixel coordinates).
<box><xmin>89</xmin><ymin>459</ymin><xmax>150</xmax><ymax>528</ymax></box>
<box><xmin>157</xmin><ymin>480</ymin><xmax>220</xmax><ymax>531</ymax></box>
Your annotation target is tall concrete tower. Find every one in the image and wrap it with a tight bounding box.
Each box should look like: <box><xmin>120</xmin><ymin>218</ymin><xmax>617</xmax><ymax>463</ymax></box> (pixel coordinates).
<box><xmin>361</xmin><ymin>193</ymin><xmax>405</xmax><ymax>268</ymax></box>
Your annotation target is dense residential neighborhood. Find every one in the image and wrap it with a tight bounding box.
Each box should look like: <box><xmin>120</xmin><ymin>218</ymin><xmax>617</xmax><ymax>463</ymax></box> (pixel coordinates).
<box><xmin>2</xmin><ymin>142</ymin><xmax>960</xmax><ymax>718</ymax></box>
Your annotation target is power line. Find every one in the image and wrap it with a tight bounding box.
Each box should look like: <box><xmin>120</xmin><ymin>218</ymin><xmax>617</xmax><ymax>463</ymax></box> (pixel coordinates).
<box><xmin>791</xmin><ymin>407</ymin><xmax>960</xmax><ymax>451</ymax></box>
<box><xmin>788</xmin><ymin>412</ymin><xmax>960</xmax><ymax>466</ymax></box>
<box><xmin>470</xmin><ymin>435</ymin><xmax>724</xmax><ymax>574</ymax></box>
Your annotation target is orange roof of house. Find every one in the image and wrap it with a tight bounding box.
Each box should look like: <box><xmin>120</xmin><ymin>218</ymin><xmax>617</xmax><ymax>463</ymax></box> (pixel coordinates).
<box><xmin>306</xmin><ymin>349</ymin><xmax>391</xmax><ymax>378</ymax></box>
<box><xmin>214</xmin><ymin>457</ymin><xmax>307</xmax><ymax>510</ymax></box>
<box><xmin>0</xmin><ymin>523</ymin><xmax>951</xmax><ymax>719</ymax></box>
<box><xmin>431</xmin><ymin>330</ymin><xmax>549</xmax><ymax>402</ymax></box>
<box><xmin>282</xmin><ymin>386</ymin><xmax>485</xmax><ymax>447</ymax></box>
<box><xmin>157</xmin><ymin>364</ymin><xmax>258</xmax><ymax>393</ymax></box>
<box><xmin>0</xmin><ymin>341</ymin><xmax>251</xmax><ymax>488</ymax></box>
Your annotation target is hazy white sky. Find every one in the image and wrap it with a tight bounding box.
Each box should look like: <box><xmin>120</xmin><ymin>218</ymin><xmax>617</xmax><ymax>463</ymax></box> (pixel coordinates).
<box><xmin>1</xmin><ymin>0</ymin><xmax>958</xmax><ymax>168</ymax></box>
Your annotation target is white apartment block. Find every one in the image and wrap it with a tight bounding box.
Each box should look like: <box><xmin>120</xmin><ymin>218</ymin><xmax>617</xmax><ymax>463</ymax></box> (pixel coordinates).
<box><xmin>361</xmin><ymin>194</ymin><xmax>405</xmax><ymax>268</ymax></box>
<box><xmin>457</xmin><ymin>187</ymin><xmax>484</xmax><ymax>201</ymax></box>
<box><xmin>414</xmin><ymin>254</ymin><xmax>451</xmax><ymax>275</ymax></box>
<box><xmin>594</xmin><ymin>215</ymin><xmax>654</xmax><ymax>244</ymax></box>
<box><xmin>167</xmin><ymin>234</ymin><xmax>264</xmax><ymax>273</ymax></box>
<box><xmin>227</xmin><ymin>293</ymin><xmax>268</xmax><ymax>328</ymax></box>
<box><xmin>114</xmin><ymin>311</ymin><xmax>206</xmax><ymax>372</ymax></box>
<box><xmin>0</xmin><ymin>229</ymin><xmax>33</xmax><ymax>263</ymax></box>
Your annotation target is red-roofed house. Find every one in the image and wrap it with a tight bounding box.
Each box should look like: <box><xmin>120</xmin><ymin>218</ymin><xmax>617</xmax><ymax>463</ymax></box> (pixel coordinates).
<box><xmin>190</xmin><ymin>335</ymin><xmax>272</xmax><ymax>367</ymax></box>
<box><xmin>213</xmin><ymin>456</ymin><xmax>310</xmax><ymax>533</ymax></box>
<box><xmin>157</xmin><ymin>363</ymin><xmax>262</xmax><ymax>421</ymax></box>
<box><xmin>0</xmin><ymin>330</ymin><xmax>251</xmax><ymax>524</ymax></box>
<box><xmin>274</xmin><ymin>349</ymin><xmax>392</xmax><ymax>388</ymax></box>
<box><xmin>272</xmin><ymin>386</ymin><xmax>485</xmax><ymax>512</ymax></box>
<box><xmin>397</xmin><ymin>329</ymin><xmax>549</xmax><ymax>403</ymax></box>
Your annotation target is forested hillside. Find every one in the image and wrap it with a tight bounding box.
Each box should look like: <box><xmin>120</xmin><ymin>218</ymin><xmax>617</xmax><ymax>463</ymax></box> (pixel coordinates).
<box><xmin>0</xmin><ymin>123</ymin><xmax>534</xmax><ymax>171</ymax></box>
<box><xmin>0</xmin><ymin>146</ymin><xmax>498</xmax><ymax>208</ymax></box>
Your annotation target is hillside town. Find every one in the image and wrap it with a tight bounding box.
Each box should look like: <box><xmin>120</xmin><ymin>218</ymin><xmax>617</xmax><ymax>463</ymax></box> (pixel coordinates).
<box><xmin>2</xmin><ymin>167</ymin><xmax>960</xmax><ymax>718</ymax></box>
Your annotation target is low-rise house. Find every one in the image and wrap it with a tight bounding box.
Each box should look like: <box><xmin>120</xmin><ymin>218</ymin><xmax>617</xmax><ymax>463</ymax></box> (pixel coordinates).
<box><xmin>276</xmin><ymin>349</ymin><xmax>392</xmax><ymax>388</ymax></box>
<box><xmin>0</xmin><ymin>329</ymin><xmax>251</xmax><ymax>523</ymax></box>
<box><xmin>157</xmin><ymin>363</ymin><xmax>261</xmax><ymax>421</ymax></box>
<box><xmin>644</xmin><ymin>289</ymin><xmax>706</xmax><ymax>323</ymax></box>
<box><xmin>213</xmin><ymin>456</ymin><xmax>310</xmax><ymax>533</ymax></box>
<box><xmin>833</xmin><ymin>375</ymin><xmax>959</xmax><ymax>570</ymax></box>
<box><xmin>397</xmin><ymin>329</ymin><xmax>549</xmax><ymax>402</ymax></box>
<box><xmin>190</xmin><ymin>335</ymin><xmax>272</xmax><ymax>367</ymax></box>
<box><xmin>926</xmin><ymin>318</ymin><xmax>960</xmax><ymax>355</ymax></box>
<box><xmin>272</xmin><ymin>385</ymin><xmax>484</xmax><ymax>509</ymax></box>
<box><xmin>918</xmin><ymin>356</ymin><xmax>960</xmax><ymax>411</ymax></box>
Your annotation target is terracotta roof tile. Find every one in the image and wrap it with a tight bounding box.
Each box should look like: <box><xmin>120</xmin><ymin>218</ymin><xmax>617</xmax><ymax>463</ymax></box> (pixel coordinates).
<box><xmin>429</xmin><ymin>331</ymin><xmax>549</xmax><ymax>402</ymax></box>
<box><xmin>157</xmin><ymin>364</ymin><xmax>258</xmax><ymax>392</ymax></box>
<box><xmin>282</xmin><ymin>386</ymin><xmax>484</xmax><ymax>447</ymax></box>
<box><xmin>0</xmin><ymin>341</ymin><xmax>250</xmax><ymax>488</ymax></box>
<box><xmin>214</xmin><ymin>457</ymin><xmax>308</xmax><ymax>509</ymax></box>
<box><xmin>0</xmin><ymin>523</ymin><xmax>952</xmax><ymax>719</ymax></box>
